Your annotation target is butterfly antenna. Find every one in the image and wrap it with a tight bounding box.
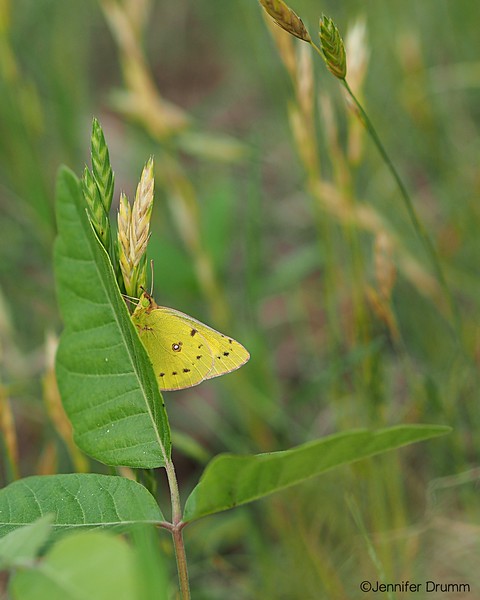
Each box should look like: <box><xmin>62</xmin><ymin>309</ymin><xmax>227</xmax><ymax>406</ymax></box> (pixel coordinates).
<box><xmin>122</xmin><ymin>293</ymin><xmax>140</xmax><ymax>309</ymax></box>
<box><xmin>149</xmin><ymin>259</ymin><xmax>154</xmax><ymax>295</ymax></box>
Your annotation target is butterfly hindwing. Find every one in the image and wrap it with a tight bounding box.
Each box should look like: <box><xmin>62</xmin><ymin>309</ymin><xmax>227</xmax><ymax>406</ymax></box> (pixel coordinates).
<box><xmin>133</xmin><ymin>308</ymin><xmax>214</xmax><ymax>391</ymax></box>
<box><xmin>132</xmin><ymin>292</ymin><xmax>250</xmax><ymax>390</ymax></box>
<box><xmin>156</xmin><ymin>307</ymin><xmax>250</xmax><ymax>384</ymax></box>
<box><xmin>131</xmin><ymin>293</ymin><xmax>250</xmax><ymax>391</ymax></box>
<box><xmin>202</xmin><ymin>331</ymin><xmax>251</xmax><ymax>381</ymax></box>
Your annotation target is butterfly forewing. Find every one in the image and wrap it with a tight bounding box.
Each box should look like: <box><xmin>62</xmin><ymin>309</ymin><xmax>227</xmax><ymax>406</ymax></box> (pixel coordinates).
<box><xmin>131</xmin><ymin>297</ymin><xmax>250</xmax><ymax>391</ymax></box>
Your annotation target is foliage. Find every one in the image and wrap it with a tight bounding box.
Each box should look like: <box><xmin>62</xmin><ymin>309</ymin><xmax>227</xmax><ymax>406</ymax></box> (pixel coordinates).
<box><xmin>1</xmin><ymin>0</ymin><xmax>479</xmax><ymax>598</ymax></box>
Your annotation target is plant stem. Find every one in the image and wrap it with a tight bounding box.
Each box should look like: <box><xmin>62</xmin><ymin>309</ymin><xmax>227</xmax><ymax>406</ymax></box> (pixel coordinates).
<box><xmin>310</xmin><ymin>39</ymin><xmax>461</xmax><ymax>341</ymax></box>
<box><xmin>165</xmin><ymin>457</ymin><xmax>191</xmax><ymax>599</ymax></box>
<box><xmin>340</xmin><ymin>78</ymin><xmax>462</xmax><ymax>341</ymax></box>
<box><xmin>172</xmin><ymin>525</ymin><xmax>189</xmax><ymax>599</ymax></box>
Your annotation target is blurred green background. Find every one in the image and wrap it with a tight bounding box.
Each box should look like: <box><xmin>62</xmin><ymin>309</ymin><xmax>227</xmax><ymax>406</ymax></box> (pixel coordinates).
<box><xmin>1</xmin><ymin>0</ymin><xmax>480</xmax><ymax>597</ymax></box>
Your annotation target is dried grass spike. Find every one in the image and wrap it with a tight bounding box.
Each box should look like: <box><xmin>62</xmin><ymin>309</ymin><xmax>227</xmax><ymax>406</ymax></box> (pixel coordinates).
<box><xmin>345</xmin><ymin>17</ymin><xmax>369</xmax><ymax>94</ymax></box>
<box><xmin>117</xmin><ymin>192</ymin><xmax>134</xmax><ymax>297</ymax></box>
<box><xmin>116</xmin><ymin>158</ymin><xmax>154</xmax><ymax>298</ymax></box>
<box><xmin>297</xmin><ymin>42</ymin><xmax>314</xmax><ymax>118</ymax></box>
<box><xmin>260</xmin><ymin>0</ymin><xmax>311</xmax><ymax>42</ymax></box>
<box><xmin>366</xmin><ymin>286</ymin><xmax>400</xmax><ymax>342</ymax></box>
<box><xmin>374</xmin><ymin>232</ymin><xmax>396</xmax><ymax>301</ymax></box>
<box><xmin>0</xmin><ymin>387</ymin><xmax>19</xmax><ymax>479</ymax></box>
<box><xmin>263</xmin><ymin>9</ymin><xmax>297</xmax><ymax>80</ymax></box>
<box><xmin>130</xmin><ymin>157</ymin><xmax>154</xmax><ymax>267</ymax></box>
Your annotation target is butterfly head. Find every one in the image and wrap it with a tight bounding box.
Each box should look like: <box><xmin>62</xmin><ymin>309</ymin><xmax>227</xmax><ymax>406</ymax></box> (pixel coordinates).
<box><xmin>137</xmin><ymin>288</ymin><xmax>158</xmax><ymax>312</ymax></box>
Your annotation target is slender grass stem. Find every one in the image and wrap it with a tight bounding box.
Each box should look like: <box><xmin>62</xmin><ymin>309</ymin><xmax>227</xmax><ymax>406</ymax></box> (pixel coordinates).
<box><xmin>346</xmin><ymin>495</ymin><xmax>395</xmax><ymax>600</ymax></box>
<box><xmin>340</xmin><ymin>78</ymin><xmax>462</xmax><ymax>341</ymax></box>
<box><xmin>310</xmin><ymin>38</ymin><xmax>461</xmax><ymax>343</ymax></box>
<box><xmin>165</xmin><ymin>457</ymin><xmax>191</xmax><ymax>599</ymax></box>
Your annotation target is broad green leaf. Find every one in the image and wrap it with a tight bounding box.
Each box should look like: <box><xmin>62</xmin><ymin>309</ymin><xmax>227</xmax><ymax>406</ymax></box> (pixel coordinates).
<box><xmin>0</xmin><ymin>474</ymin><xmax>164</xmax><ymax>539</ymax></box>
<box><xmin>183</xmin><ymin>425</ymin><xmax>450</xmax><ymax>522</ymax></box>
<box><xmin>54</xmin><ymin>167</ymin><xmax>170</xmax><ymax>468</ymax></box>
<box><xmin>0</xmin><ymin>515</ymin><xmax>54</xmax><ymax>570</ymax></box>
<box><xmin>10</xmin><ymin>531</ymin><xmax>138</xmax><ymax>600</ymax></box>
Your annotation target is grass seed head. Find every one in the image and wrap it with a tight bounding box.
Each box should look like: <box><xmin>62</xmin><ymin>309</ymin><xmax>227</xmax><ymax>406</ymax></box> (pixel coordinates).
<box><xmin>345</xmin><ymin>17</ymin><xmax>369</xmax><ymax>94</ymax></box>
<box><xmin>264</xmin><ymin>10</ymin><xmax>297</xmax><ymax>81</ymax></box>
<box><xmin>374</xmin><ymin>232</ymin><xmax>397</xmax><ymax>302</ymax></box>
<box><xmin>131</xmin><ymin>157</ymin><xmax>154</xmax><ymax>265</ymax></box>
<box><xmin>319</xmin><ymin>15</ymin><xmax>347</xmax><ymax>80</ymax></box>
<box><xmin>259</xmin><ymin>0</ymin><xmax>311</xmax><ymax>42</ymax></box>
<box><xmin>117</xmin><ymin>158</ymin><xmax>154</xmax><ymax>298</ymax></box>
<box><xmin>91</xmin><ymin>118</ymin><xmax>115</xmax><ymax>213</ymax></box>
<box><xmin>82</xmin><ymin>166</ymin><xmax>111</xmax><ymax>249</ymax></box>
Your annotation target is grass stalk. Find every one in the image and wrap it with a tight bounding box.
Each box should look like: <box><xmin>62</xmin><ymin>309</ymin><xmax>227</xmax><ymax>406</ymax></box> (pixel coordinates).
<box><xmin>347</xmin><ymin>495</ymin><xmax>395</xmax><ymax>600</ymax></box>
<box><xmin>309</xmin><ymin>15</ymin><xmax>462</xmax><ymax>343</ymax></box>
<box><xmin>340</xmin><ymin>78</ymin><xmax>462</xmax><ymax>341</ymax></box>
<box><xmin>282</xmin><ymin>9</ymin><xmax>462</xmax><ymax>341</ymax></box>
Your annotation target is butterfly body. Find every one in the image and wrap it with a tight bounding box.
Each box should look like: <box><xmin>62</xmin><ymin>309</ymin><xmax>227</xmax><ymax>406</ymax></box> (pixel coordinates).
<box><xmin>131</xmin><ymin>292</ymin><xmax>250</xmax><ymax>391</ymax></box>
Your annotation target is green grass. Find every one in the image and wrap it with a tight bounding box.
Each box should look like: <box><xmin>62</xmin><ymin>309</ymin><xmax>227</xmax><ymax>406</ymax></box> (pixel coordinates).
<box><xmin>1</xmin><ymin>0</ymin><xmax>479</xmax><ymax>597</ymax></box>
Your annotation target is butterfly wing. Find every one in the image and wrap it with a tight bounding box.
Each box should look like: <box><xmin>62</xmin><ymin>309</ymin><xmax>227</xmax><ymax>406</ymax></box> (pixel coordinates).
<box><xmin>132</xmin><ymin>303</ymin><xmax>250</xmax><ymax>391</ymax></box>
<box><xmin>158</xmin><ymin>307</ymin><xmax>251</xmax><ymax>382</ymax></box>
<box><xmin>133</xmin><ymin>307</ymin><xmax>215</xmax><ymax>391</ymax></box>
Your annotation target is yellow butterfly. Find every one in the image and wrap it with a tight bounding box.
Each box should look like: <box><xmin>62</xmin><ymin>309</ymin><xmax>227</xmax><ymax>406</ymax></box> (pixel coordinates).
<box><xmin>131</xmin><ymin>291</ymin><xmax>250</xmax><ymax>391</ymax></box>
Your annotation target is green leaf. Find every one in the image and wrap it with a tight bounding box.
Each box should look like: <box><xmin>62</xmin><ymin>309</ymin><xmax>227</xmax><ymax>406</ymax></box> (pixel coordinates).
<box><xmin>183</xmin><ymin>425</ymin><xmax>450</xmax><ymax>522</ymax></box>
<box><xmin>9</xmin><ymin>531</ymin><xmax>138</xmax><ymax>600</ymax></box>
<box><xmin>54</xmin><ymin>166</ymin><xmax>170</xmax><ymax>467</ymax></box>
<box><xmin>0</xmin><ymin>474</ymin><xmax>164</xmax><ymax>539</ymax></box>
<box><xmin>0</xmin><ymin>515</ymin><xmax>54</xmax><ymax>570</ymax></box>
